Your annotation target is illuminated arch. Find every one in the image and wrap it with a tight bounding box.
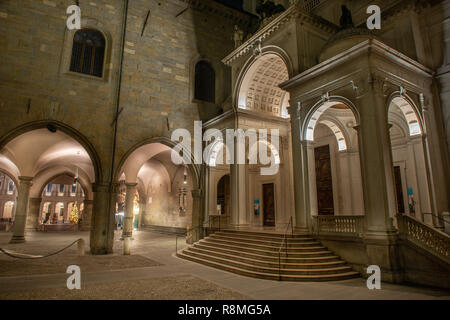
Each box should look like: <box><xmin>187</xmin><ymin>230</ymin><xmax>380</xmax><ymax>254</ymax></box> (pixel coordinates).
<box><xmin>236</xmin><ymin>50</ymin><xmax>292</xmax><ymax>118</ymax></box>
<box><xmin>319</xmin><ymin>119</ymin><xmax>348</xmax><ymax>151</ymax></box>
<box><xmin>388</xmin><ymin>94</ymin><xmax>423</xmax><ymax>136</ymax></box>
<box><xmin>303</xmin><ymin>97</ymin><xmax>360</xmax><ymax>142</ymax></box>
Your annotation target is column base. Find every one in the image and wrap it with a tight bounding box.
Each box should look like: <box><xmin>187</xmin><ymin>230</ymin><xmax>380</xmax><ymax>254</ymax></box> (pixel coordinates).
<box><xmin>294</xmin><ymin>226</ymin><xmax>309</xmax><ymax>234</ymax></box>
<box><xmin>120</xmin><ymin>236</ymin><xmax>134</xmax><ymax>240</ymax></box>
<box><xmin>9</xmin><ymin>236</ymin><xmax>26</xmax><ymax>244</ymax></box>
<box><xmin>228</xmin><ymin>224</ymin><xmax>250</xmax><ymax>230</ymax></box>
<box><xmin>363</xmin><ymin>232</ymin><xmax>404</xmax><ymax>284</ymax></box>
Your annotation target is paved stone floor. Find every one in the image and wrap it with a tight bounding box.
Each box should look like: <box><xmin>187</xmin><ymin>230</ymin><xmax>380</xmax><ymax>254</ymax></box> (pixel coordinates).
<box><xmin>0</xmin><ymin>230</ymin><xmax>449</xmax><ymax>300</ymax></box>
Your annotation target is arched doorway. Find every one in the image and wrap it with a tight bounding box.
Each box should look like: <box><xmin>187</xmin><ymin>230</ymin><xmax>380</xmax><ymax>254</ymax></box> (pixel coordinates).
<box><xmin>0</xmin><ymin>123</ymin><xmax>99</xmax><ymax>243</ymax></box>
<box><xmin>303</xmin><ymin>99</ymin><xmax>364</xmax><ymax>217</ymax></box>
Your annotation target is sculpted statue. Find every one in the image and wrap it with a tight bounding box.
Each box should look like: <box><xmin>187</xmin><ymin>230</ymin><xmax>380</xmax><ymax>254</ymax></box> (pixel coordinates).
<box><xmin>256</xmin><ymin>0</ymin><xmax>285</xmax><ymax>21</ymax></box>
<box><xmin>339</xmin><ymin>5</ymin><xmax>354</xmax><ymax>29</ymax></box>
<box><xmin>233</xmin><ymin>25</ymin><xmax>244</xmax><ymax>48</ymax></box>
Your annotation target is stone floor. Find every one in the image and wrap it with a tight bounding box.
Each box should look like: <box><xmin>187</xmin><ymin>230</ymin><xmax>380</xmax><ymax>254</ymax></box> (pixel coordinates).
<box><xmin>0</xmin><ymin>230</ymin><xmax>449</xmax><ymax>300</ymax></box>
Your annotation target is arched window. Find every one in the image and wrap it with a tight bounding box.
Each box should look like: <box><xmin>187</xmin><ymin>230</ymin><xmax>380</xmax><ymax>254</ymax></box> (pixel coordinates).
<box><xmin>70</xmin><ymin>29</ymin><xmax>105</xmax><ymax>77</ymax></box>
<box><xmin>195</xmin><ymin>61</ymin><xmax>215</xmax><ymax>103</ymax></box>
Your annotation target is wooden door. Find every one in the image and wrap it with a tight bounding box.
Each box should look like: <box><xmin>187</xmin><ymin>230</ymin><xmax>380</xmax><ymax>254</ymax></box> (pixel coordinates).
<box><xmin>263</xmin><ymin>183</ymin><xmax>275</xmax><ymax>227</ymax></box>
<box><xmin>314</xmin><ymin>145</ymin><xmax>334</xmax><ymax>215</ymax></box>
<box><xmin>393</xmin><ymin>166</ymin><xmax>405</xmax><ymax>213</ymax></box>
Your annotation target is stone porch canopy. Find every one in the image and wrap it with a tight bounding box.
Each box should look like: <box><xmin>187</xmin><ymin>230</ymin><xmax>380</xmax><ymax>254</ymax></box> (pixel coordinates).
<box><xmin>279</xmin><ymin>34</ymin><xmax>449</xmax><ymax>238</ymax></box>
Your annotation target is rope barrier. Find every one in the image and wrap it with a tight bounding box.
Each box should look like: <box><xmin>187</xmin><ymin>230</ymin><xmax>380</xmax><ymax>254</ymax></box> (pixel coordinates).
<box><xmin>0</xmin><ymin>238</ymin><xmax>83</xmax><ymax>259</ymax></box>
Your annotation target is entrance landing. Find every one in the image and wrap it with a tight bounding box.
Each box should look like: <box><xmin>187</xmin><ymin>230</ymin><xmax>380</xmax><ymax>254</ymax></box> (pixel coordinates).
<box><xmin>178</xmin><ymin>229</ymin><xmax>360</xmax><ymax>281</ymax></box>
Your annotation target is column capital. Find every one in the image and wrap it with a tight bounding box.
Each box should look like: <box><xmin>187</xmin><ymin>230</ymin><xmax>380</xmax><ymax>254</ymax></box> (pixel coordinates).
<box><xmin>191</xmin><ymin>189</ymin><xmax>202</xmax><ymax>198</ymax></box>
<box><xmin>18</xmin><ymin>176</ymin><xmax>33</xmax><ymax>184</ymax></box>
<box><xmin>287</xmin><ymin>102</ymin><xmax>301</xmax><ymax>120</ymax></box>
<box><xmin>92</xmin><ymin>182</ymin><xmax>111</xmax><ymax>193</ymax></box>
<box><xmin>125</xmin><ymin>182</ymin><xmax>138</xmax><ymax>188</ymax></box>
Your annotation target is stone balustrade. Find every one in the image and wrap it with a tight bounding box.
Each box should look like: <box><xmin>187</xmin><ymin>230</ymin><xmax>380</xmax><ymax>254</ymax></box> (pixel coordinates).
<box><xmin>397</xmin><ymin>213</ymin><xmax>450</xmax><ymax>264</ymax></box>
<box><xmin>312</xmin><ymin>215</ymin><xmax>365</xmax><ymax>236</ymax></box>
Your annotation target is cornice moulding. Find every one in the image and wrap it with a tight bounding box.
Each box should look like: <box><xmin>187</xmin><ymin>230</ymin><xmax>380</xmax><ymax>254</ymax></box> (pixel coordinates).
<box><xmin>280</xmin><ymin>39</ymin><xmax>433</xmax><ymax>91</ymax></box>
<box><xmin>222</xmin><ymin>4</ymin><xmax>338</xmax><ymax>66</ymax></box>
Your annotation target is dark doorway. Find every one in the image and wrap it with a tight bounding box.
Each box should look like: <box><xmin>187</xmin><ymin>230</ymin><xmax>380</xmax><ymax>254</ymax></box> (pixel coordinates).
<box><xmin>263</xmin><ymin>183</ymin><xmax>275</xmax><ymax>226</ymax></box>
<box><xmin>217</xmin><ymin>175</ymin><xmax>230</xmax><ymax>215</ymax></box>
<box><xmin>393</xmin><ymin>166</ymin><xmax>405</xmax><ymax>213</ymax></box>
<box><xmin>314</xmin><ymin>145</ymin><xmax>334</xmax><ymax>215</ymax></box>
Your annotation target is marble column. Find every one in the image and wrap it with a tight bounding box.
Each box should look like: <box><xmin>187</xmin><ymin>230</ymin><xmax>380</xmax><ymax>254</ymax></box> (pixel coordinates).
<box><xmin>9</xmin><ymin>176</ymin><xmax>33</xmax><ymax>244</ymax></box>
<box><xmin>26</xmin><ymin>197</ymin><xmax>42</xmax><ymax>230</ymax></box>
<box><xmin>288</xmin><ymin>104</ymin><xmax>311</xmax><ymax>233</ymax></box>
<box><xmin>122</xmin><ymin>182</ymin><xmax>137</xmax><ymax>238</ymax></box>
<box><xmin>230</xmin><ymin>132</ymin><xmax>248</xmax><ymax>229</ymax></box>
<box><xmin>230</xmin><ymin>162</ymin><xmax>247</xmax><ymax>228</ymax></box>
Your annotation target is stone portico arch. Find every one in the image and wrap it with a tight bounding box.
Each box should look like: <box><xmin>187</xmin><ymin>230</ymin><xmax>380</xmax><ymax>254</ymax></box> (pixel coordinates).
<box><xmin>116</xmin><ymin>137</ymin><xmax>203</xmax><ymax>242</ymax></box>
<box><xmin>0</xmin><ymin>121</ymin><xmax>101</xmax><ymax>244</ymax></box>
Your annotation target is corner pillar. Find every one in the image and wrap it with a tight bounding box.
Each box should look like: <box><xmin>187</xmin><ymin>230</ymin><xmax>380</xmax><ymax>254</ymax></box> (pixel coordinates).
<box><xmin>90</xmin><ymin>182</ymin><xmax>115</xmax><ymax>255</ymax></box>
<box><xmin>357</xmin><ymin>78</ymin><xmax>402</xmax><ymax>283</ymax></box>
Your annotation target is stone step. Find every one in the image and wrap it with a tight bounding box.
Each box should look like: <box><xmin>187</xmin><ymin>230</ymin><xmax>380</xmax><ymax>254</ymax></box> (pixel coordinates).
<box><xmin>192</xmin><ymin>243</ymin><xmax>341</xmax><ymax>263</ymax></box>
<box><xmin>209</xmin><ymin>233</ymin><xmax>321</xmax><ymax>247</ymax></box>
<box><xmin>217</xmin><ymin>230</ymin><xmax>311</xmax><ymax>241</ymax></box>
<box><xmin>202</xmin><ymin>237</ymin><xmax>328</xmax><ymax>252</ymax></box>
<box><xmin>195</xmin><ymin>241</ymin><xmax>333</xmax><ymax>258</ymax></box>
<box><xmin>177</xmin><ymin>251</ymin><xmax>360</xmax><ymax>282</ymax></box>
<box><xmin>182</xmin><ymin>249</ymin><xmax>354</xmax><ymax>276</ymax></box>
<box><xmin>188</xmin><ymin>246</ymin><xmax>347</xmax><ymax>269</ymax></box>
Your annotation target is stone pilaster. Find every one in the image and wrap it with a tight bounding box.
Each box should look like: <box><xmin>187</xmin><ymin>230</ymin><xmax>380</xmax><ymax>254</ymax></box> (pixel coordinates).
<box><xmin>9</xmin><ymin>176</ymin><xmax>33</xmax><ymax>244</ymax></box>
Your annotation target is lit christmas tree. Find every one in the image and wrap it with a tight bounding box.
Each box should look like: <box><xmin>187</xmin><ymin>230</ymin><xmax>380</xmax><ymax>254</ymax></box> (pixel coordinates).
<box><xmin>69</xmin><ymin>202</ymin><xmax>79</xmax><ymax>224</ymax></box>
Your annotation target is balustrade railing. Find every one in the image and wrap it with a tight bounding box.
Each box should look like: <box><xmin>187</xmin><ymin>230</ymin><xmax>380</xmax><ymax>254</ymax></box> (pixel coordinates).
<box><xmin>397</xmin><ymin>213</ymin><xmax>449</xmax><ymax>263</ymax></box>
<box><xmin>313</xmin><ymin>215</ymin><xmax>365</xmax><ymax>237</ymax></box>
